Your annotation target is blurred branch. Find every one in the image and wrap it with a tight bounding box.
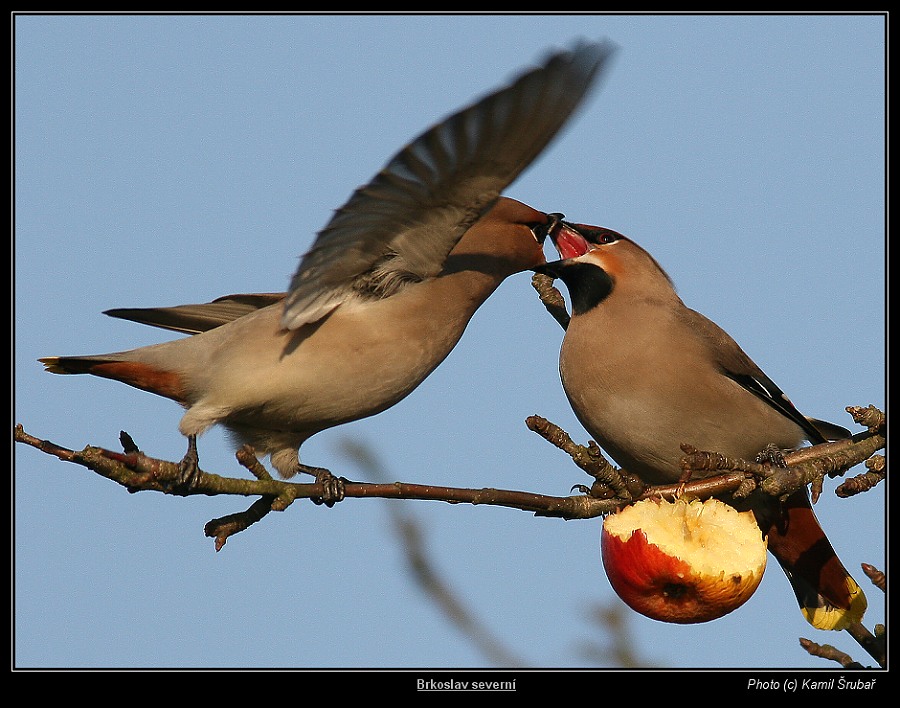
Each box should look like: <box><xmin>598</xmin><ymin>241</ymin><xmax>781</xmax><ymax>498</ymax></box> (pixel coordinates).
<box><xmin>338</xmin><ymin>439</ymin><xmax>527</xmax><ymax>668</ymax></box>
<box><xmin>576</xmin><ymin>601</ymin><xmax>654</xmax><ymax>668</ymax></box>
<box><xmin>13</xmin><ymin>418</ymin><xmax>652</xmax><ymax>668</ymax></box>
<box><xmin>341</xmin><ymin>439</ymin><xmax>652</xmax><ymax>669</ymax></box>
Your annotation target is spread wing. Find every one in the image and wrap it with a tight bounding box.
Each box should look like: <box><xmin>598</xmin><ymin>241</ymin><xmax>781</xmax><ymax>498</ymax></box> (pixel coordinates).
<box><xmin>281</xmin><ymin>39</ymin><xmax>616</xmax><ymax>330</ymax></box>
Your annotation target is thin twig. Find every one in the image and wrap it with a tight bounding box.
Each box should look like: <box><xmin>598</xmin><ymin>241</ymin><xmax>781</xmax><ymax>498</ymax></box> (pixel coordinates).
<box><xmin>861</xmin><ymin>563</ymin><xmax>886</xmax><ymax>593</ymax></box>
<box><xmin>525</xmin><ymin>415</ymin><xmax>640</xmax><ymax>500</ymax></box>
<box><xmin>798</xmin><ymin>638</ymin><xmax>866</xmax><ymax>668</ymax></box>
<box><xmin>14</xmin><ymin>423</ymin><xmax>624</xmax><ymax>522</ymax></box>
<box><xmin>531</xmin><ymin>272</ymin><xmax>570</xmax><ymax>330</ymax></box>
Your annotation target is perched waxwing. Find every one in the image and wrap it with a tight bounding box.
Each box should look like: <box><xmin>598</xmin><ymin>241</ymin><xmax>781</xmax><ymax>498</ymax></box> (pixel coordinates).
<box><xmin>535</xmin><ymin>218</ymin><xmax>867</xmax><ymax>631</ymax></box>
<box><xmin>41</xmin><ymin>41</ymin><xmax>615</xmax><ymax>490</ymax></box>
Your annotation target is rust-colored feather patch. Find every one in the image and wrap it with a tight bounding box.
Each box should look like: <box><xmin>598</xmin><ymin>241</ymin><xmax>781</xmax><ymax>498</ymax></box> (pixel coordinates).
<box><xmin>40</xmin><ymin>356</ymin><xmax>187</xmax><ymax>404</ymax></box>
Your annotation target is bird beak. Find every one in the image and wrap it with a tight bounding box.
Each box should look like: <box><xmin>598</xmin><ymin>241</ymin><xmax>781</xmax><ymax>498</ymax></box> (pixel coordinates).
<box><xmin>551</xmin><ymin>220</ymin><xmax>593</xmax><ymax>260</ymax></box>
<box><xmin>531</xmin><ymin>212</ymin><xmax>564</xmax><ymax>245</ymax></box>
<box><xmin>532</xmin><ymin>258</ymin><xmax>566</xmax><ymax>279</ymax></box>
<box><xmin>533</xmin><ymin>213</ymin><xmax>593</xmax><ymax>263</ymax></box>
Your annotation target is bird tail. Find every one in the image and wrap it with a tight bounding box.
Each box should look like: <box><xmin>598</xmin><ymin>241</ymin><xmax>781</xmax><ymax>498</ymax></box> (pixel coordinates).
<box><xmin>39</xmin><ymin>354</ymin><xmax>188</xmax><ymax>403</ymax></box>
<box><xmin>760</xmin><ymin>489</ymin><xmax>867</xmax><ymax>631</ymax></box>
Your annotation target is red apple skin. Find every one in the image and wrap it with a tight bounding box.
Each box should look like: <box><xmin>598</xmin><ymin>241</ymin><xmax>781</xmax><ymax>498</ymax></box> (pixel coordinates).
<box><xmin>601</xmin><ymin>523</ymin><xmax>763</xmax><ymax>624</ymax></box>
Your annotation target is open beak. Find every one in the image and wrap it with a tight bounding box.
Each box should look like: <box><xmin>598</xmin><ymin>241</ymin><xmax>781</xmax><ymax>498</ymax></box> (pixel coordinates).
<box><xmin>531</xmin><ymin>212</ymin><xmax>564</xmax><ymax>245</ymax></box>
<box><xmin>550</xmin><ymin>219</ymin><xmax>593</xmax><ymax>260</ymax></box>
<box><xmin>532</xmin><ymin>215</ymin><xmax>596</xmax><ymax>278</ymax></box>
<box><xmin>534</xmin><ymin>212</ymin><xmax>594</xmax><ymax>259</ymax></box>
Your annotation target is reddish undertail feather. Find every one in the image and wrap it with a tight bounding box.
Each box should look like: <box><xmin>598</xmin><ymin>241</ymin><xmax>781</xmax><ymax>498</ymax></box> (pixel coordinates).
<box><xmin>39</xmin><ymin>356</ymin><xmax>188</xmax><ymax>404</ymax></box>
<box><xmin>761</xmin><ymin>489</ymin><xmax>868</xmax><ymax>631</ymax></box>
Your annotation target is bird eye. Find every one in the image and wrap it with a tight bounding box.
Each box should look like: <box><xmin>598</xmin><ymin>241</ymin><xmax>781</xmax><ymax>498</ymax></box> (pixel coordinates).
<box><xmin>596</xmin><ymin>229</ymin><xmax>620</xmax><ymax>244</ymax></box>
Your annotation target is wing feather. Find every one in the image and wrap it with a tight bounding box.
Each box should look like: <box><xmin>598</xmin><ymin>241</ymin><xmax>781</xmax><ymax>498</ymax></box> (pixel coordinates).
<box><xmin>104</xmin><ymin>293</ymin><xmax>286</xmax><ymax>335</ymax></box>
<box><xmin>682</xmin><ymin>307</ymin><xmax>841</xmax><ymax>444</ymax></box>
<box><xmin>281</xmin><ymin>40</ymin><xmax>616</xmax><ymax>330</ymax></box>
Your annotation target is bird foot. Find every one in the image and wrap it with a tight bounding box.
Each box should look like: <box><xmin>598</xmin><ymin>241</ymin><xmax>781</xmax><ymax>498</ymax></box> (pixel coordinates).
<box><xmin>756</xmin><ymin>443</ymin><xmax>787</xmax><ymax>468</ymax></box>
<box><xmin>298</xmin><ymin>464</ymin><xmax>346</xmax><ymax>507</ymax></box>
<box><xmin>171</xmin><ymin>434</ymin><xmax>202</xmax><ymax>493</ymax></box>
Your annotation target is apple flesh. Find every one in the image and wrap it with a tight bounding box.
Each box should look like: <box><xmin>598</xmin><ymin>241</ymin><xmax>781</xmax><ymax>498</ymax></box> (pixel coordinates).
<box><xmin>601</xmin><ymin>497</ymin><xmax>767</xmax><ymax>624</ymax></box>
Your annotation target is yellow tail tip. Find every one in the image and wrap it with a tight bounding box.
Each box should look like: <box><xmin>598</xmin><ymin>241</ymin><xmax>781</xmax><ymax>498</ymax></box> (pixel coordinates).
<box><xmin>802</xmin><ymin>578</ymin><xmax>868</xmax><ymax>631</ymax></box>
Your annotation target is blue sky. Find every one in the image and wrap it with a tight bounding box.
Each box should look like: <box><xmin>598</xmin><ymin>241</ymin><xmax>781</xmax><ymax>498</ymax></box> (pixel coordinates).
<box><xmin>14</xmin><ymin>13</ymin><xmax>885</xmax><ymax>671</ymax></box>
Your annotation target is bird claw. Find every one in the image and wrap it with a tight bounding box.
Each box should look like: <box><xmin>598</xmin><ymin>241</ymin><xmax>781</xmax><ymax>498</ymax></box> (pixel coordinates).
<box><xmin>299</xmin><ymin>464</ymin><xmax>346</xmax><ymax>507</ymax></box>
<box><xmin>315</xmin><ymin>470</ymin><xmax>346</xmax><ymax>507</ymax></box>
<box><xmin>171</xmin><ymin>434</ymin><xmax>201</xmax><ymax>493</ymax></box>
<box><xmin>756</xmin><ymin>443</ymin><xmax>787</xmax><ymax>468</ymax></box>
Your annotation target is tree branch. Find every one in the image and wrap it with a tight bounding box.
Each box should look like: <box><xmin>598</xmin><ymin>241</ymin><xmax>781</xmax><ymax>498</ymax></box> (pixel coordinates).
<box><xmin>17</xmin><ymin>403</ymin><xmax>883</xmax><ymax>540</ymax></box>
<box><xmin>14</xmin><ymin>423</ymin><xmax>627</xmax><ymax>529</ymax></box>
<box><xmin>798</xmin><ymin>638</ymin><xmax>866</xmax><ymax>669</ymax></box>
<box><xmin>525</xmin><ymin>406</ymin><xmax>884</xmax><ymax>509</ymax></box>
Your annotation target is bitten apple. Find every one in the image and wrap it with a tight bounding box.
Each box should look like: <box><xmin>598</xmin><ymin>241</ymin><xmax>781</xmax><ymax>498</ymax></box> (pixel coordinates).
<box><xmin>601</xmin><ymin>497</ymin><xmax>767</xmax><ymax>624</ymax></box>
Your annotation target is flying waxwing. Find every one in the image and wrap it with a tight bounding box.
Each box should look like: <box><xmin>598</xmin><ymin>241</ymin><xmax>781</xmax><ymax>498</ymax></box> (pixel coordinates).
<box><xmin>535</xmin><ymin>217</ymin><xmax>867</xmax><ymax>631</ymax></box>
<box><xmin>40</xmin><ymin>41</ymin><xmax>616</xmax><ymax>492</ymax></box>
